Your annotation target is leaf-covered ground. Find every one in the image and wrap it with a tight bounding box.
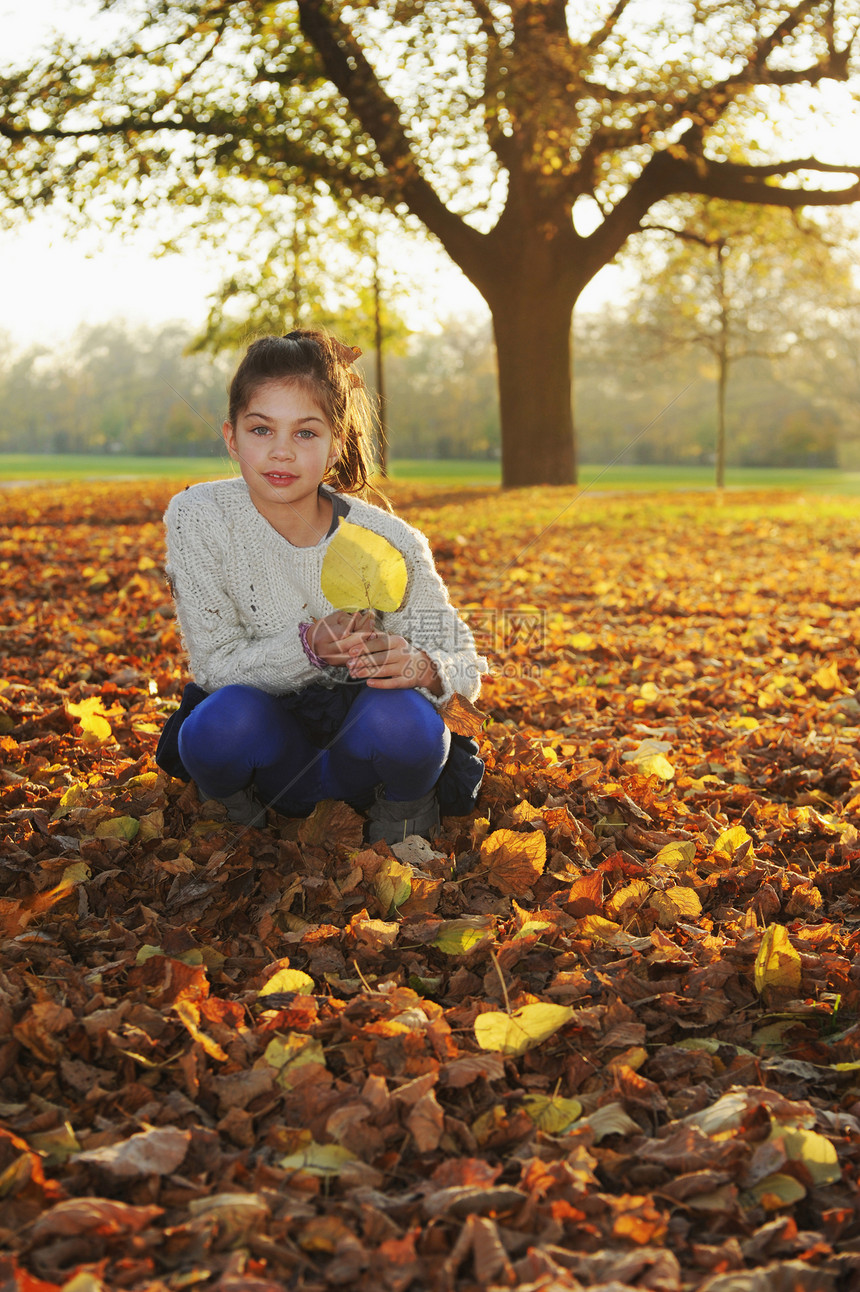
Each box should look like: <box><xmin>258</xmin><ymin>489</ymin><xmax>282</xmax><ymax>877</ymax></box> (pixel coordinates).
<box><xmin>2</xmin><ymin>480</ymin><xmax>860</xmax><ymax>1292</ymax></box>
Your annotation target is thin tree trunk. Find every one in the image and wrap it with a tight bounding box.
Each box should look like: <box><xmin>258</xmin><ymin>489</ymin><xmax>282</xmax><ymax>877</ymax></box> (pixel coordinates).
<box><xmin>715</xmin><ymin>240</ymin><xmax>728</xmax><ymax>490</ymax></box>
<box><xmin>716</xmin><ymin>355</ymin><xmax>728</xmax><ymax>490</ymax></box>
<box><xmin>372</xmin><ymin>247</ymin><xmax>388</xmax><ymax>477</ymax></box>
<box><xmin>289</xmin><ymin>207</ymin><xmax>303</xmax><ymax>327</ymax></box>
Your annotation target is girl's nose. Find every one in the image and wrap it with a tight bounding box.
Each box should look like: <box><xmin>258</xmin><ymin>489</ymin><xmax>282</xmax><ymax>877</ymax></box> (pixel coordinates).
<box><xmin>271</xmin><ymin>436</ymin><xmax>294</xmax><ymax>459</ymax></box>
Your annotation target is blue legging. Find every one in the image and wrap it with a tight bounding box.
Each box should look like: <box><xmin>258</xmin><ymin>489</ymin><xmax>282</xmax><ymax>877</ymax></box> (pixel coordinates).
<box><xmin>177</xmin><ymin>684</ymin><xmax>450</xmax><ymax>813</ymax></box>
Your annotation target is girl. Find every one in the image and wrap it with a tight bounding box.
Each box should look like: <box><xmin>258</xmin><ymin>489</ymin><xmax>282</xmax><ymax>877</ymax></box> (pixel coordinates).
<box><xmin>158</xmin><ymin>329</ymin><xmax>486</xmax><ymax>842</ymax></box>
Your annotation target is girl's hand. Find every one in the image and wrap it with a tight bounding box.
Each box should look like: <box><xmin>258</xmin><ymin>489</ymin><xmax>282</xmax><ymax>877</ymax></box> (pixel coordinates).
<box><xmin>346</xmin><ymin>631</ymin><xmax>442</xmax><ymax>695</ymax></box>
<box><xmin>307</xmin><ymin>610</ymin><xmax>376</xmax><ymax>666</ymax></box>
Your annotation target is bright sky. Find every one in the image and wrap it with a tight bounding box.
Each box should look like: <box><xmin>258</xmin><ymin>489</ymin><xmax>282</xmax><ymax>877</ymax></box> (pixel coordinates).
<box><xmin>1</xmin><ymin>2</ymin><xmax>858</xmax><ymax>352</ymax></box>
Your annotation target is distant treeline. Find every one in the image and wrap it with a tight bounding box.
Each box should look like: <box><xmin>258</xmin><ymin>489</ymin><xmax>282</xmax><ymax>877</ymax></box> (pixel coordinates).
<box><xmin>1</xmin><ymin>314</ymin><xmax>857</xmax><ymax>467</ymax></box>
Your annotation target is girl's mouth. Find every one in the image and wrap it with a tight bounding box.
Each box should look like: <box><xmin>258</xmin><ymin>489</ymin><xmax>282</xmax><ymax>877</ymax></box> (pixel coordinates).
<box><xmin>264</xmin><ymin>472</ymin><xmax>298</xmax><ymax>484</ymax></box>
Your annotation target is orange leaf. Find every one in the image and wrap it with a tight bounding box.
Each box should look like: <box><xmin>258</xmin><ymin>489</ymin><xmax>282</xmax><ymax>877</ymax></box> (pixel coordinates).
<box><xmin>481</xmin><ymin>828</ymin><xmax>546</xmax><ymax>896</ymax></box>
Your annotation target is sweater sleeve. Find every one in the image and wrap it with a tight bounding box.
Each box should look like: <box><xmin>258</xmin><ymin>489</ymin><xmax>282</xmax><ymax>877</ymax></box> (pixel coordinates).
<box><xmin>376</xmin><ymin>513</ymin><xmax>487</xmax><ymax>706</ymax></box>
<box><xmin>164</xmin><ymin>489</ymin><xmax>321</xmax><ymax>694</ymax></box>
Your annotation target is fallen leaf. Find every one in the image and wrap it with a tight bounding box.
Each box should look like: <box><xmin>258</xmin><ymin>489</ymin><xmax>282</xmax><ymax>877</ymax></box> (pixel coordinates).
<box><xmin>76</xmin><ymin>1126</ymin><xmax>190</xmax><ymax>1178</ymax></box>
<box><xmin>755</xmin><ymin>925</ymin><xmax>802</xmax><ymax>995</ymax></box>
<box><xmin>481</xmin><ymin>828</ymin><xmax>546</xmax><ymax>895</ymax></box>
<box><xmin>474</xmin><ymin>1002</ymin><xmax>574</xmax><ymax>1057</ymax></box>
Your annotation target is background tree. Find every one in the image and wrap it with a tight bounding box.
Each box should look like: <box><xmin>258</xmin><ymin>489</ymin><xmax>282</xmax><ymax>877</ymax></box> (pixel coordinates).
<box><xmin>572</xmin><ymin>303</ymin><xmax>847</xmax><ymax>471</ymax></box>
<box><xmin>0</xmin><ymin>322</ymin><xmax>233</xmax><ymax>456</ymax></box>
<box><xmin>627</xmin><ymin>200</ymin><xmax>856</xmax><ymax>486</ymax></box>
<box><xmin>386</xmin><ymin>316</ymin><xmax>501</xmax><ymax>461</ymax></box>
<box><xmin>2</xmin><ymin>309</ymin><xmax>853</xmax><ymax>467</ymax></box>
<box><xmin>2</xmin><ymin>2</ymin><xmax>859</xmax><ymax>486</ymax></box>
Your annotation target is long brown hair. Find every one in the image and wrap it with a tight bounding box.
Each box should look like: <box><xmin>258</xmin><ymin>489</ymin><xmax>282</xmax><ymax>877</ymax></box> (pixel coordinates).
<box><xmin>227</xmin><ymin>329</ymin><xmax>386</xmax><ymax>500</ymax></box>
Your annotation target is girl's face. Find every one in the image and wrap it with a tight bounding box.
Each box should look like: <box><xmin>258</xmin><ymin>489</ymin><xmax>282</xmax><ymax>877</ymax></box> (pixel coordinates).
<box><xmin>223</xmin><ymin>379</ymin><xmax>340</xmax><ymax>531</ymax></box>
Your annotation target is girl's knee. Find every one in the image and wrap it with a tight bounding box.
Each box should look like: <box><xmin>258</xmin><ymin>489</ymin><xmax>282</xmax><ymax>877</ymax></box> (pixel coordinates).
<box><xmin>180</xmin><ymin>685</ymin><xmax>276</xmax><ymax>751</ymax></box>
<box><xmin>352</xmin><ymin>689</ymin><xmax>447</xmax><ymax>756</ymax></box>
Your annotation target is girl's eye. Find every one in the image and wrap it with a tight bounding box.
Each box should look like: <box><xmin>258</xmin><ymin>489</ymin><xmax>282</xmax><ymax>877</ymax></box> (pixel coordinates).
<box><xmin>249</xmin><ymin>425</ymin><xmax>271</xmax><ymax>437</ymax></box>
<box><xmin>297</xmin><ymin>428</ymin><xmax>316</xmax><ymax>439</ymax></box>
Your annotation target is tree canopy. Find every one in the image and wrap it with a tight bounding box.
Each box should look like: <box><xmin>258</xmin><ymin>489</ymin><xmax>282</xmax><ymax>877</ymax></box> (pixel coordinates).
<box><xmin>2</xmin><ymin>0</ymin><xmax>860</xmax><ymax>484</ymax></box>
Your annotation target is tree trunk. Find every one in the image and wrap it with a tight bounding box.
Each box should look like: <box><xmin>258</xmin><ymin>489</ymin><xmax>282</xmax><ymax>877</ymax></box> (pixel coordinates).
<box><xmin>372</xmin><ymin>248</ymin><xmax>388</xmax><ymax>477</ymax></box>
<box><xmin>489</xmin><ymin>277</ymin><xmax>578</xmax><ymax>487</ymax></box>
<box><xmin>716</xmin><ymin>356</ymin><xmax>727</xmax><ymax>490</ymax></box>
<box><xmin>715</xmin><ymin>240</ymin><xmax>728</xmax><ymax>490</ymax></box>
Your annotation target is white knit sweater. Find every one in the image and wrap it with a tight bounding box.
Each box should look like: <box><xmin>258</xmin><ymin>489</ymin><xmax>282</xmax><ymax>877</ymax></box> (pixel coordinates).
<box><xmin>164</xmin><ymin>478</ymin><xmax>486</xmax><ymax>706</ymax></box>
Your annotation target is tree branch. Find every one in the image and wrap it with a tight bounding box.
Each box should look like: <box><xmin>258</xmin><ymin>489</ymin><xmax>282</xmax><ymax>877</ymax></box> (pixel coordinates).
<box><xmin>467</xmin><ymin>0</ymin><xmax>519</xmax><ymax>170</ymax></box>
<box><xmin>583</xmin><ymin>0</ymin><xmax>635</xmax><ymax>54</ymax></box>
<box><xmin>659</xmin><ymin>151</ymin><xmax>860</xmax><ymax>207</ymax></box>
<box><xmin>294</xmin><ymin>0</ymin><xmax>486</xmax><ymax>279</ymax></box>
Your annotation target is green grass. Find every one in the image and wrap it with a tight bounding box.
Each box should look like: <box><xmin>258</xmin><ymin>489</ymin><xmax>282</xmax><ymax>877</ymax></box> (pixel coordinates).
<box><xmin>400</xmin><ymin>461</ymin><xmax>860</xmax><ymax>495</ymax></box>
<box><xmin>0</xmin><ymin>453</ymin><xmax>230</xmax><ymax>482</ymax></box>
<box><xmin>1</xmin><ymin>452</ymin><xmax>859</xmax><ymax>494</ymax></box>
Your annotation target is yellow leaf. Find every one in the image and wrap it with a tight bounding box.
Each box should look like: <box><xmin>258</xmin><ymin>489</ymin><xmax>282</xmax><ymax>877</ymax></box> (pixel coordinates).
<box><xmin>173</xmin><ymin>998</ymin><xmax>228</xmax><ymax>1062</ymax></box>
<box><xmin>522</xmin><ymin>1093</ymin><xmax>583</xmax><ymax>1134</ymax></box>
<box><xmin>774</xmin><ymin>1125</ymin><xmax>840</xmax><ymax>1185</ymax></box>
<box><xmin>60</xmin><ymin>1275</ymin><xmax>107</xmax><ymax>1292</ymax></box>
<box><xmin>374</xmin><ymin>857</ymin><xmax>413</xmax><ymax>915</ymax></box>
<box><xmin>123</xmin><ymin>772</ymin><xmax>159</xmax><ymax>790</ymax></box>
<box><xmin>754</xmin><ymin>924</ymin><xmax>802</xmax><ymax>995</ymax></box>
<box><xmin>639</xmin><ymin>752</ymin><xmax>674</xmax><ymax>779</ymax></box>
<box><xmin>66</xmin><ymin>697</ymin><xmax>113</xmax><ymax>747</ymax></box>
<box><xmin>713</xmin><ymin>825</ymin><xmax>752</xmax><ymax>860</ymax></box>
<box><xmin>575</xmin><ymin>914</ymin><xmax>626</xmax><ymax>944</ymax></box>
<box><xmin>746</xmin><ymin>1172</ymin><xmax>806</xmax><ymax>1209</ymax></box>
<box><xmin>811</xmin><ymin>659</ymin><xmax>841</xmax><ymax>692</ymax></box>
<box><xmin>59</xmin><ymin>862</ymin><xmax>90</xmax><ymax>889</ymax></box>
<box><xmin>726</xmin><ymin>715</ymin><xmax>760</xmax><ymax>731</ymax></box>
<box><xmin>135</xmin><ymin>945</ymin><xmax>165</xmax><ymax>964</ymax></box>
<box><xmin>262</xmin><ymin>1033</ymin><xmax>326</xmax><ymax>1086</ymax></box>
<box><xmin>605</xmin><ymin>878</ymin><xmax>650</xmax><ymax>921</ymax></box>
<box><xmin>28</xmin><ymin>1121</ymin><xmax>81</xmax><ymax>1166</ymax></box>
<box><xmin>513</xmin><ymin>917</ymin><xmax>553</xmax><ymax>940</ymax></box>
<box><xmin>653</xmin><ymin>840</ymin><xmax>697</xmax><ymax>870</ymax></box>
<box><xmin>607</xmin><ymin>1046</ymin><xmax>648</xmax><ymax>1072</ymax></box>
<box><xmin>481</xmin><ymin>828</ymin><xmax>546</xmax><ymax>896</ymax></box>
<box><xmin>321</xmin><ymin>521</ymin><xmax>408</xmax><ymax>612</ymax></box>
<box><xmin>280</xmin><ymin>1142</ymin><xmax>358</xmax><ymax>1177</ymax></box>
<box><xmin>649</xmin><ymin>886</ymin><xmax>703</xmax><ymax>927</ymax></box>
<box><xmin>259</xmin><ymin>968</ymin><xmax>315</xmax><ymax>997</ymax></box>
<box><xmin>475</xmin><ymin>1002</ymin><xmax>574</xmax><ymax>1057</ymax></box>
<box><xmin>93</xmin><ymin>816</ymin><xmax>139</xmax><ymax>841</ymax></box>
<box><xmin>433</xmin><ymin>917</ymin><xmax>495</xmax><ymax>956</ymax></box>
<box><xmin>569</xmin><ymin>631</ymin><xmax>597</xmax><ymax>651</ymax></box>
<box><xmin>622</xmin><ymin>739</ymin><xmax>674</xmax><ymax>780</ymax></box>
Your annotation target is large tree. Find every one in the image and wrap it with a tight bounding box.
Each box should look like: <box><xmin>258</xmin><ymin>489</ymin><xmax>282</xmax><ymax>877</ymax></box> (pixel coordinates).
<box><xmin>2</xmin><ymin>0</ymin><xmax>860</xmax><ymax>486</ymax></box>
